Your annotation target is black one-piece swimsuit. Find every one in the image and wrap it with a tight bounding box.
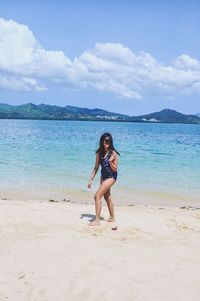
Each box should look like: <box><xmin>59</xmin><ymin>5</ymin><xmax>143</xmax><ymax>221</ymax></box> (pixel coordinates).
<box><xmin>100</xmin><ymin>152</ymin><xmax>117</xmax><ymax>181</ymax></box>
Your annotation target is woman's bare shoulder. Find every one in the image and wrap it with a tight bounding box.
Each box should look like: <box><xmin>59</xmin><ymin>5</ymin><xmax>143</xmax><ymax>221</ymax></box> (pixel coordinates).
<box><xmin>111</xmin><ymin>150</ymin><xmax>117</xmax><ymax>155</ymax></box>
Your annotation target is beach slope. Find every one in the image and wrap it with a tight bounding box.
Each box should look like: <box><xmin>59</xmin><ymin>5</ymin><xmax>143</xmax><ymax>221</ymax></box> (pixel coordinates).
<box><xmin>0</xmin><ymin>199</ymin><xmax>200</xmax><ymax>301</ymax></box>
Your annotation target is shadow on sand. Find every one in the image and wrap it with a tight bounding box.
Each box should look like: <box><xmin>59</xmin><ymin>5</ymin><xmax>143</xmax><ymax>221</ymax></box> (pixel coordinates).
<box><xmin>80</xmin><ymin>213</ymin><xmax>105</xmax><ymax>221</ymax></box>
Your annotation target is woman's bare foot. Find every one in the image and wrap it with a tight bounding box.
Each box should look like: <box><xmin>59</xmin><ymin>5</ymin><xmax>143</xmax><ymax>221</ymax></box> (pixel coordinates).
<box><xmin>89</xmin><ymin>219</ymin><xmax>100</xmax><ymax>226</ymax></box>
<box><xmin>106</xmin><ymin>217</ymin><xmax>115</xmax><ymax>222</ymax></box>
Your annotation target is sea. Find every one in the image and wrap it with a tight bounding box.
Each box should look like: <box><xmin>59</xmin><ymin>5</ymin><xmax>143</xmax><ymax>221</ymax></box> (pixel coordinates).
<box><xmin>0</xmin><ymin>119</ymin><xmax>199</xmax><ymax>205</ymax></box>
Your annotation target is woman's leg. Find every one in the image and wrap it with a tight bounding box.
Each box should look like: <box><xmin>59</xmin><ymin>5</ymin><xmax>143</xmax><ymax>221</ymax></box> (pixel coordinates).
<box><xmin>89</xmin><ymin>178</ymin><xmax>115</xmax><ymax>226</ymax></box>
<box><xmin>104</xmin><ymin>189</ymin><xmax>115</xmax><ymax>222</ymax></box>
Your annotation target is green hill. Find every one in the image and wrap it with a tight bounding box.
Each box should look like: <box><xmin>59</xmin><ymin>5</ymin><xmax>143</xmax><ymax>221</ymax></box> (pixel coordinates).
<box><xmin>0</xmin><ymin>103</ymin><xmax>200</xmax><ymax>124</ymax></box>
<box><xmin>128</xmin><ymin>109</ymin><xmax>200</xmax><ymax>124</ymax></box>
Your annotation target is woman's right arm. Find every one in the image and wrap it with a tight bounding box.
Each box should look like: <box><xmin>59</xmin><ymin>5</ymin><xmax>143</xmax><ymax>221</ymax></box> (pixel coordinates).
<box><xmin>88</xmin><ymin>152</ymin><xmax>100</xmax><ymax>188</ymax></box>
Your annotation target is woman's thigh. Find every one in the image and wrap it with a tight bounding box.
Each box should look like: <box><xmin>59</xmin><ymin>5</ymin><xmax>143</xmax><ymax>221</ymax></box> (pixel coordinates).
<box><xmin>95</xmin><ymin>178</ymin><xmax>115</xmax><ymax>199</ymax></box>
<box><xmin>100</xmin><ymin>178</ymin><xmax>111</xmax><ymax>200</ymax></box>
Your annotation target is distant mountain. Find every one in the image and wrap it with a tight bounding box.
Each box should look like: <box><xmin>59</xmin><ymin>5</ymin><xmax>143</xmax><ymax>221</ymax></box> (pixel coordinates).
<box><xmin>0</xmin><ymin>103</ymin><xmax>76</xmax><ymax>119</ymax></box>
<box><xmin>196</xmin><ymin>113</ymin><xmax>200</xmax><ymax>118</ymax></box>
<box><xmin>128</xmin><ymin>109</ymin><xmax>200</xmax><ymax>124</ymax></box>
<box><xmin>0</xmin><ymin>103</ymin><xmax>200</xmax><ymax>124</ymax></box>
<box><xmin>65</xmin><ymin>105</ymin><xmax>128</xmax><ymax>120</ymax></box>
<box><xmin>0</xmin><ymin>103</ymin><xmax>128</xmax><ymax>121</ymax></box>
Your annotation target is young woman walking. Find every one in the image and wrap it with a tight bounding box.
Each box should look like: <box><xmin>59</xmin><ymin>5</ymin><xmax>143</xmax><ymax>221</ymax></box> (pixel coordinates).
<box><xmin>88</xmin><ymin>132</ymin><xmax>119</xmax><ymax>226</ymax></box>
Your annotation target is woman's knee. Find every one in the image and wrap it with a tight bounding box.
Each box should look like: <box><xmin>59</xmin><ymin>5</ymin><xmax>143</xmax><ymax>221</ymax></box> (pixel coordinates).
<box><xmin>104</xmin><ymin>189</ymin><xmax>110</xmax><ymax>201</ymax></box>
<box><xmin>104</xmin><ymin>194</ymin><xmax>108</xmax><ymax>201</ymax></box>
<box><xmin>94</xmin><ymin>193</ymin><xmax>101</xmax><ymax>202</ymax></box>
<box><xmin>104</xmin><ymin>194</ymin><xmax>111</xmax><ymax>202</ymax></box>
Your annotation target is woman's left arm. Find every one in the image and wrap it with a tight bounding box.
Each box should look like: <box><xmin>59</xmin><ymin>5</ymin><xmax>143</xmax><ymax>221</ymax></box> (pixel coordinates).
<box><xmin>109</xmin><ymin>151</ymin><xmax>118</xmax><ymax>172</ymax></box>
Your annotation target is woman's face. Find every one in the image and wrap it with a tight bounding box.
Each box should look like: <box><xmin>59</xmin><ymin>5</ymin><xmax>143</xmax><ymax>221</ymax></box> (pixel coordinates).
<box><xmin>103</xmin><ymin>137</ymin><xmax>111</xmax><ymax>149</ymax></box>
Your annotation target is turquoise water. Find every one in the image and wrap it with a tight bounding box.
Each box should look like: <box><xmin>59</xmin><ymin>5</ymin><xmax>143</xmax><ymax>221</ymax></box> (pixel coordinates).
<box><xmin>0</xmin><ymin>119</ymin><xmax>199</xmax><ymax>203</ymax></box>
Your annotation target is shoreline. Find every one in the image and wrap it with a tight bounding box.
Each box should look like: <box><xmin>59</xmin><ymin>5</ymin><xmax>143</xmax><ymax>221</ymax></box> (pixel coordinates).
<box><xmin>1</xmin><ymin>186</ymin><xmax>199</xmax><ymax>208</ymax></box>
<box><xmin>0</xmin><ymin>198</ymin><xmax>200</xmax><ymax>211</ymax></box>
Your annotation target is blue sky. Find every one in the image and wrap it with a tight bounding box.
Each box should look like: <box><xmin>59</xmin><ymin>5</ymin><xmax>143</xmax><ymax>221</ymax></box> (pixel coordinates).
<box><xmin>0</xmin><ymin>0</ymin><xmax>200</xmax><ymax>115</ymax></box>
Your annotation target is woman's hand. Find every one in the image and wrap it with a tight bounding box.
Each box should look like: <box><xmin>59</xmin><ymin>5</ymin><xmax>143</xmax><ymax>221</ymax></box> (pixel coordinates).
<box><xmin>109</xmin><ymin>154</ymin><xmax>116</xmax><ymax>162</ymax></box>
<box><xmin>88</xmin><ymin>180</ymin><xmax>92</xmax><ymax>189</ymax></box>
<box><xmin>109</xmin><ymin>151</ymin><xmax>118</xmax><ymax>172</ymax></box>
<box><xmin>88</xmin><ymin>153</ymin><xmax>99</xmax><ymax>189</ymax></box>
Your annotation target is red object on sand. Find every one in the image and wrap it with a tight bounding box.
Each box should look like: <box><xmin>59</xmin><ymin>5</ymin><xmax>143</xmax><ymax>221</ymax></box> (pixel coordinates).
<box><xmin>111</xmin><ymin>226</ymin><xmax>118</xmax><ymax>231</ymax></box>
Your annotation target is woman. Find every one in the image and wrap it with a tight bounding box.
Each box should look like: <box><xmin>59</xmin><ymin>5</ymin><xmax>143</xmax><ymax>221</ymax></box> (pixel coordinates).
<box><xmin>88</xmin><ymin>132</ymin><xmax>120</xmax><ymax>226</ymax></box>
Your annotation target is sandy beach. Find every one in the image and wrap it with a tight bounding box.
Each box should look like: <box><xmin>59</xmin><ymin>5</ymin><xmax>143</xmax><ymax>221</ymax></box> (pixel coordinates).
<box><xmin>0</xmin><ymin>199</ymin><xmax>200</xmax><ymax>301</ymax></box>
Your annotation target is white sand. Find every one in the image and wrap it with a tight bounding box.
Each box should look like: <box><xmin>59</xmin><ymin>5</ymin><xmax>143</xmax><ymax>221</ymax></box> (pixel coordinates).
<box><xmin>0</xmin><ymin>199</ymin><xmax>200</xmax><ymax>301</ymax></box>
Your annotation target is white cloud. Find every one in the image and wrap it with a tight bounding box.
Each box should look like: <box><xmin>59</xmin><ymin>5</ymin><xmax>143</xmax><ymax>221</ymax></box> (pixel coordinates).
<box><xmin>174</xmin><ymin>54</ymin><xmax>200</xmax><ymax>70</ymax></box>
<box><xmin>0</xmin><ymin>73</ymin><xmax>46</xmax><ymax>91</ymax></box>
<box><xmin>0</xmin><ymin>18</ymin><xmax>71</xmax><ymax>78</ymax></box>
<box><xmin>0</xmin><ymin>17</ymin><xmax>200</xmax><ymax>99</ymax></box>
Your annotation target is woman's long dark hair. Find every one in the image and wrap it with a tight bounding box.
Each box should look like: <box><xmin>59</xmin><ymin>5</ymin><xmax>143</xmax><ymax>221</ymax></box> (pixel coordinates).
<box><xmin>96</xmin><ymin>132</ymin><xmax>120</xmax><ymax>157</ymax></box>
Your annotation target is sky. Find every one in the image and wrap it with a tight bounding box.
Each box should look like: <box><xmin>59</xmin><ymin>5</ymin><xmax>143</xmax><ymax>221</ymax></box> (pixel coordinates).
<box><xmin>0</xmin><ymin>0</ymin><xmax>200</xmax><ymax>115</ymax></box>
